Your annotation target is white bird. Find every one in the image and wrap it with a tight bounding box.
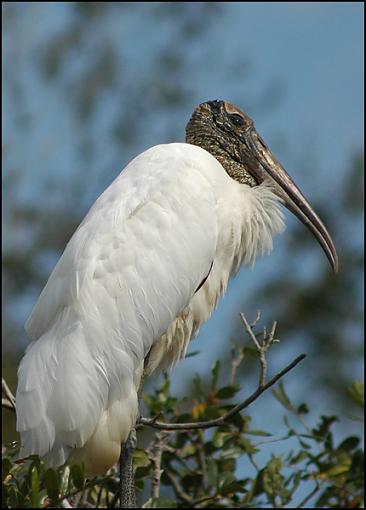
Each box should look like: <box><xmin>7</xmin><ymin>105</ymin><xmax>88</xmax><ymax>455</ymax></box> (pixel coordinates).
<box><xmin>16</xmin><ymin>100</ymin><xmax>338</xmax><ymax>476</ymax></box>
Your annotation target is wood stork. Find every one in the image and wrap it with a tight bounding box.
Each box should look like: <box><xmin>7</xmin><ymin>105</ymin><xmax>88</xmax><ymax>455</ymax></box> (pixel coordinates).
<box><xmin>16</xmin><ymin>100</ymin><xmax>338</xmax><ymax>476</ymax></box>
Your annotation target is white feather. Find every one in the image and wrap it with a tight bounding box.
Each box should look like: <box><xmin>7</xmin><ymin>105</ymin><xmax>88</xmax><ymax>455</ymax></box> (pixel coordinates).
<box><xmin>16</xmin><ymin>143</ymin><xmax>285</xmax><ymax>474</ymax></box>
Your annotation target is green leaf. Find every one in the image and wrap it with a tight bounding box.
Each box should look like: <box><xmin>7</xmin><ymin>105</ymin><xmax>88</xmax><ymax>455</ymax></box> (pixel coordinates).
<box><xmin>29</xmin><ymin>465</ymin><xmax>42</xmax><ymax>507</ymax></box>
<box><xmin>211</xmin><ymin>360</ymin><xmax>221</xmax><ymax>390</ymax></box>
<box><xmin>262</xmin><ymin>456</ymin><xmax>287</xmax><ymax>503</ymax></box>
<box><xmin>70</xmin><ymin>464</ymin><xmax>84</xmax><ymax>490</ymax></box>
<box><xmin>312</xmin><ymin>415</ymin><xmax>338</xmax><ymax>439</ymax></box>
<box><xmin>135</xmin><ymin>478</ymin><xmax>145</xmax><ymax>492</ymax></box>
<box><xmin>216</xmin><ymin>384</ymin><xmax>241</xmax><ymax>399</ymax></box>
<box><xmin>220</xmin><ymin>480</ymin><xmax>247</xmax><ymax>496</ymax></box>
<box><xmin>135</xmin><ymin>465</ymin><xmax>153</xmax><ymax>480</ymax></box>
<box><xmin>239</xmin><ymin>437</ymin><xmax>258</xmax><ymax>454</ymax></box>
<box><xmin>150</xmin><ymin>496</ymin><xmax>177</xmax><ymax>507</ymax></box>
<box><xmin>289</xmin><ymin>450</ymin><xmax>308</xmax><ymax>465</ymax></box>
<box><xmin>272</xmin><ymin>381</ymin><xmax>293</xmax><ymax>411</ymax></box>
<box><xmin>185</xmin><ymin>350</ymin><xmax>200</xmax><ymax>358</ymax></box>
<box><xmin>207</xmin><ymin>461</ymin><xmax>218</xmax><ymax>486</ymax></box>
<box><xmin>337</xmin><ymin>436</ymin><xmax>360</xmax><ymax>452</ymax></box>
<box><xmin>325</xmin><ymin>454</ymin><xmax>352</xmax><ymax>477</ymax></box>
<box><xmin>193</xmin><ymin>373</ymin><xmax>205</xmax><ymax>397</ymax></box>
<box><xmin>226</xmin><ymin>410</ymin><xmax>246</xmax><ymax>429</ymax></box>
<box><xmin>297</xmin><ymin>403</ymin><xmax>309</xmax><ymax>414</ymax></box>
<box><xmin>347</xmin><ymin>381</ymin><xmax>364</xmax><ymax>408</ymax></box>
<box><xmin>180</xmin><ymin>443</ymin><xmax>196</xmax><ymax>457</ymax></box>
<box><xmin>212</xmin><ymin>431</ymin><xmax>232</xmax><ymax>448</ymax></box>
<box><xmin>246</xmin><ymin>429</ymin><xmax>272</xmax><ymax>436</ymax></box>
<box><xmin>218</xmin><ymin>472</ymin><xmax>235</xmax><ymax>489</ymax></box>
<box><xmin>133</xmin><ymin>449</ymin><xmax>151</xmax><ymax>468</ymax></box>
<box><xmin>298</xmin><ymin>439</ymin><xmax>311</xmax><ymax>450</ymax></box>
<box><xmin>44</xmin><ymin>468</ymin><xmax>60</xmax><ymax>501</ymax></box>
<box><xmin>2</xmin><ymin>458</ymin><xmax>12</xmax><ymax>481</ymax></box>
<box><xmin>220</xmin><ymin>446</ymin><xmax>243</xmax><ymax>459</ymax></box>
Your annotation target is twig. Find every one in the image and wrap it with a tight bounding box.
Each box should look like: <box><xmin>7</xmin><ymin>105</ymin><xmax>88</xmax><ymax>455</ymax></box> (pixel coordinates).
<box><xmin>250</xmin><ymin>309</ymin><xmax>261</xmax><ymax>328</ymax></box>
<box><xmin>230</xmin><ymin>348</ymin><xmax>245</xmax><ymax>385</ymax></box>
<box><xmin>192</xmin><ymin>493</ymin><xmax>219</xmax><ymax>507</ymax></box>
<box><xmin>296</xmin><ymin>478</ymin><xmax>321</xmax><ymax>508</ymax></box>
<box><xmin>139</xmin><ymin>354</ymin><xmax>306</xmax><ymax>431</ymax></box>
<box><xmin>247</xmin><ymin>452</ymin><xmax>260</xmax><ymax>471</ymax></box>
<box><xmin>96</xmin><ymin>484</ymin><xmax>104</xmax><ymax>508</ymax></box>
<box><xmin>240</xmin><ymin>313</ymin><xmax>278</xmax><ymax>387</ymax></box>
<box><xmin>165</xmin><ymin>469</ymin><xmax>192</xmax><ymax>504</ymax></box>
<box><xmin>197</xmin><ymin>430</ymin><xmax>208</xmax><ymax>485</ymax></box>
<box><xmin>2</xmin><ymin>378</ymin><xmax>16</xmax><ymax>411</ymax></box>
<box><xmin>135</xmin><ymin>411</ymin><xmax>162</xmax><ymax>430</ymax></box>
<box><xmin>2</xmin><ymin>398</ymin><xmax>15</xmax><ymax>411</ymax></box>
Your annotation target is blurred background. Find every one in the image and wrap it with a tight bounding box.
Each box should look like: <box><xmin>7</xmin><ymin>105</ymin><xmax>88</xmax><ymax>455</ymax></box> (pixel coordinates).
<box><xmin>2</xmin><ymin>0</ymin><xmax>364</xmax><ymax>490</ymax></box>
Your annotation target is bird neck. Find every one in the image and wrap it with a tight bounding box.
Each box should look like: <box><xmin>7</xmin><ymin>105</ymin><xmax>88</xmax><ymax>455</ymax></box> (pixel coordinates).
<box><xmin>186</xmin><ymin>129</ymin><xmax>257</xmax><ymax>187</ymax></box>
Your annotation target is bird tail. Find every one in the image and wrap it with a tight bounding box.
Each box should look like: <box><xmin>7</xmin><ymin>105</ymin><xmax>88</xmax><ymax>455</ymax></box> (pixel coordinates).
<box><xmin>16</xmin><ymin>310</ymin><xmax>141</xmax><ymax>474</ymax></box>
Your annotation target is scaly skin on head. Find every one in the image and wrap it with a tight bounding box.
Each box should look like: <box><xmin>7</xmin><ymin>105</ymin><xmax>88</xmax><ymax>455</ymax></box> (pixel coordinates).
<box><xmin>185</xmin><ymin>100</ymin><xmax>258</xmax><ymax>186</ymax></box>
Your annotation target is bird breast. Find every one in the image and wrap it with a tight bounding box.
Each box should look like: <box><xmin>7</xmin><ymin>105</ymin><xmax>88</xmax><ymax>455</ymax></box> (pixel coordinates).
<box><xmin>144</xmin><ymin>178</ymin><xmax>285</xmax><ymax>376</ymax></box>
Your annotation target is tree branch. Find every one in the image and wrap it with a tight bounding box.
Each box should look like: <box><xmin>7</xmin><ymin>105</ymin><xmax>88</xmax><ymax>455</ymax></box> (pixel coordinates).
<box><xmin>139</xmin><ymin>353</ymin><xmax>306</xmax><ymax>431</ymax></box>
<box><xmin>240</xmin><ymin>313</ymin><xmax>278</xmax><ymax>387</ymax></box>
<box><xmin>164</xmin><ymin>469</ymin><xmax>192</xmax><ymax>504</ymax></box>
<box><xmin>150</xmin><ymin>431</ymin><xmax>169</xmax><ymax>500</ymax></box>
<box><xmin>2</xmin><ymin>398</ymin><xmax>15</xmax><ymax>411</ymax></box>
<box><xmin>296</xmin><ymin>478</ymin><xmax>322</xmax><ymax>508</ymax></box>
<box><xmin>230</xmin><ymin>346</ymin><xmax>245</xmax><ymax>386</ymax></box>
<box><xmin>2</xmin><ymin>377</ymin><xmax>16</xmax><ymax>411</ymax></box>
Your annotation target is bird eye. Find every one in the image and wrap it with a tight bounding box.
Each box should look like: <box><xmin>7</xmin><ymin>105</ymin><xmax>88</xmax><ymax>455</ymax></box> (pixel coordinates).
<box><xmin>229</xmin><ymin>113</ymin><xmax>245</xmax><ymax>127</ymax></box>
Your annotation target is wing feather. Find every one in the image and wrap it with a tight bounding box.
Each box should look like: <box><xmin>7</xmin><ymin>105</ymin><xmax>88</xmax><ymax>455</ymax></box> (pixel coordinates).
<box><xmin>17</xmin><ymin>143</ymin><xmax>225</xmax><ymax>467</ymax></box>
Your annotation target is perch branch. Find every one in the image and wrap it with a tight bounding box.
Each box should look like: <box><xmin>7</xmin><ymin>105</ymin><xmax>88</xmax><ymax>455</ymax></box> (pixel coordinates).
<box><xmin>139</xmin><ymin>353</ymin><xmax>306</xmax><ymax>431</ymax></box>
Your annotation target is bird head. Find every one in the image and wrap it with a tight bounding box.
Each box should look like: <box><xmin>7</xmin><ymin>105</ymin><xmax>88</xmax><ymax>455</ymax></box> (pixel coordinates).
<box><xmin>186</xmin><ymin>99</ymin><xmax>339</xmax><ymax>272</ymax></box>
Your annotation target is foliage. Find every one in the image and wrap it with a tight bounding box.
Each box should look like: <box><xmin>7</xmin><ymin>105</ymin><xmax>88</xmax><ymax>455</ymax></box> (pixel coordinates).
<box><xmin>2</xmin><ymin>354</ymin><xmax>363</xmax><ymax>508</ymax></box>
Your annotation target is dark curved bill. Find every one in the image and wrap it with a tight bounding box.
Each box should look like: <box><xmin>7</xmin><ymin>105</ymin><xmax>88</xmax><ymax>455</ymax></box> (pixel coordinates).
<box><xmin>247</xmin><ymin>130</ymin><xmax>339</xmax><ymax>272</ymax></box>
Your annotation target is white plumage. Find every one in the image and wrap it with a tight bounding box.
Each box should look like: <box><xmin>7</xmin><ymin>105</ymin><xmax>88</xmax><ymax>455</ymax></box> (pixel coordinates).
<box><xmin>16</xmin><ymin>142</ymin><xmax>284</xmax><ymax>474</ymax></box>
<box><xmin>16</xmin><ymin>100</ymin><xmax>337</xmax><ymax>475</ymax></box>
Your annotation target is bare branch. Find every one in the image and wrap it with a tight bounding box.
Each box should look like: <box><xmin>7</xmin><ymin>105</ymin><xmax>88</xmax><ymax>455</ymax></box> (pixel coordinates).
<box><xmin>296</xmin><ymin>478</ymin><xmax>322</xmax><ymax>508</ymax></box>
<box><xmin>2</xmin><ymin>398</ymin><xmax>15</xmax><ymax>411</ymax></box>
<box><xmin>139</xmin><ymin>354</ymin><xmax>306</xmax><ymax>431</ymax></box>
<box><xmin>250</xmin><ymin>309</ymin><xmax>262</xmax><ymax>328</ymax></box>
<box><xmin>150</xmin><ymin>432</ymin><xmax>170</xmax><ymax>500</ymax></box>
<box><xmin>2</xmin><ymin>378</ymin><xmax>16</xmax><ymax>411</ymax></box>
<box><xmin>197</xmin><ymin>430</ymin><xmax>208</xmax><ymax>485</ymax></box>
<box><xmin>192</xmin><ymin>493</ymin><xmax>219</xmax><ymax>507</ymax></box>
<box><xmin>230</xmin><ymin>347</ymin><xmax>245</xmax><ymax>385</ymax></box>
<box><xmin>165</xmin><ymin>469</ymin><xmax>192</xmax><ymax>504</ymax></box>
<box><xmin>240</xmin><ymin>313</ymin><xmax>278</xmax><ymax>387</ymax></box>
<box><xmin>240</xmin><ymin>312</ymin><xmax>262</xmax><ymax>351</ymax></box>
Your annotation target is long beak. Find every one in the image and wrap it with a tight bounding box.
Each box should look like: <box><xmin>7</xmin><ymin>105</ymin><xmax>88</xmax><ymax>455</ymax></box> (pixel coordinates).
<box><xmin>247</xmin><ymin>130</ymin><xmax>339</xmax><ymax>272</ymax></box>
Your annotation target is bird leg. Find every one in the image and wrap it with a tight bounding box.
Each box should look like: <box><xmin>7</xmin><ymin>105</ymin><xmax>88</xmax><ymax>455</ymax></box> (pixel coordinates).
<box><xmin>119</xmin><ymin>428</ymin><xmax>137</xmax><ymax>508</ymax></box>
<box><xmin>119</xmin><ymin>353</ymin><xmax>150</xmax><ymax>508</ymax></box>
<box><xmin>118</xmin><ymin>351</ymin><xmax>149</xmax><ymax>507</ymax></box>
